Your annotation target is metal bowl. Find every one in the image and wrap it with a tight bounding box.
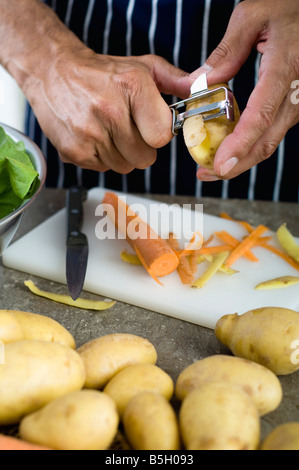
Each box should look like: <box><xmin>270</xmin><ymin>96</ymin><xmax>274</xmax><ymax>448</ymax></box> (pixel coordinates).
<box><xmin>0</xmin><ymin>122</ymin><xmax>47</xmax><ymax>255</ymax></box>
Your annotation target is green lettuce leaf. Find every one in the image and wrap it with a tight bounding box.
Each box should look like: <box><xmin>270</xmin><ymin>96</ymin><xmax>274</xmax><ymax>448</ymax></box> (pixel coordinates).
<box><xmin>0</xmin><ymin>127</ymin><xmax>40</xmax><ymax>219</ymax></box>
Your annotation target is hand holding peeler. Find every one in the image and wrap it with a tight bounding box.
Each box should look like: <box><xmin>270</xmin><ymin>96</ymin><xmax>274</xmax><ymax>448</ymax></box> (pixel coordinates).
<box><xmin>170</xmin><ymin>74</ymin><xmax>235</xmax><ymax>135</ymax></box>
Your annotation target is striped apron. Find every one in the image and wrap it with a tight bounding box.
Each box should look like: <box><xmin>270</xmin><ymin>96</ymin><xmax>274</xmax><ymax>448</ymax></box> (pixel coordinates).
<box><xmin>25</xmin><ymin>0</ymin><xmax>299</xmax><ymax>202</ymax></box>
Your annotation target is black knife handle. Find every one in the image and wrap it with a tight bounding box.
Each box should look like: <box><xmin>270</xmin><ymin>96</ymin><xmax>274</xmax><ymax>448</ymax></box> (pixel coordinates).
<box><xmin>66</xmin><ymin>186</ymin><xmax>87</xmax><ymax>242</ymax></box>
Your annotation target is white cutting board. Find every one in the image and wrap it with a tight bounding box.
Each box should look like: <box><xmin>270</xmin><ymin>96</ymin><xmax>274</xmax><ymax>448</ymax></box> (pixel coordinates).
<box><xmin>3</xmin><ymin>188</ymin><xmax>299</xmax><ymax>329</ymax></box>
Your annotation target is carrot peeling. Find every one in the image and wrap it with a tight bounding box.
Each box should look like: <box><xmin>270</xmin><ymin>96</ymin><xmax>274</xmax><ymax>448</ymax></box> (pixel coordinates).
<box><xmin>102</xmin><ymin>192</ymin><xmax>179</xmax><ymax>284</ymax></box>
<box><xmin>168</xmin><ymin>233</ymin><xmax>195</xmax><ymax>285</ymax></box>
<box><xmin>215</xmin><ymin>231</ymin><xmax>259</xmax><ymax>262</ymax></box>
<box><xmin>224</xmin><ymin>225</ymin><xmax>269</xmax><ymax>267</ymax></box>
<box><xmin>261</xmin><ymin>243</ymin><xmax>299</xmax><ymax>272</ymax></box>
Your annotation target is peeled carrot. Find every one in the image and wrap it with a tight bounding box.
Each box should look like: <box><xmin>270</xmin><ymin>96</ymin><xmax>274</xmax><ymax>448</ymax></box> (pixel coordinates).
<box><xmin>102</xmin><ymin>192</ymin><xmax>179</xmax><ymax>283</ymax></box>
<box><xmin>224</xmin><ymin>225</ymin><xmax>268</xmax><ymax>267</ymax></box>
<box><xmin>0</xmin><ymin>434</ymin><xmax>52</xmax><ymax>450</ymax></box>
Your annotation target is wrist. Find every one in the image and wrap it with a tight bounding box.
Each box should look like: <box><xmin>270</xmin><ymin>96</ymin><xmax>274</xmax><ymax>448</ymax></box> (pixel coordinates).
<box><xmin>0</xmin><ymin>0</ymin><xmax>86</xmax><ymax>94</ymax></box>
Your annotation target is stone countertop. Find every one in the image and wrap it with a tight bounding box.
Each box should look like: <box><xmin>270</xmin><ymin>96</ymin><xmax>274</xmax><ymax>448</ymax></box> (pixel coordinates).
<box><xmin>1</xmin><ymin>188</ymin><xmax>299</xmax><ymax>443</ymax></box>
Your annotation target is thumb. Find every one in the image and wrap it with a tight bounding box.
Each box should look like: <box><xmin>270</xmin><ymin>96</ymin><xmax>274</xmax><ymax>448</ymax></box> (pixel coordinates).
<box><xmin>142</xmin><ymin>54</ymin><xmax>191</xmax><ymax>99</ymax></box>
<box><xmin>190</xmin><ymin>2</ymin><xmax>267</xmax><ymax>86</ymax></box>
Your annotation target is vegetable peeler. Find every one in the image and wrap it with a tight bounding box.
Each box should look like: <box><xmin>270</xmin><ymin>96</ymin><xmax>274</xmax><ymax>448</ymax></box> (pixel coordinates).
<box><xmin>170</xmin><ymin>74</ymin><xmax>235</xmax><ymax>135</ymax></box>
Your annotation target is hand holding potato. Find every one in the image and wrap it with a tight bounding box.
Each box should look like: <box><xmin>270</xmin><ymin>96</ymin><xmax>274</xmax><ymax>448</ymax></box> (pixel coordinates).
<box><xmin>183</xmin><ymin>84</ymin><xmax>240</xmax><ymax>170</ymax></box>
<box><xmin>194</xmin><ymin>0</ymin><xmax>299</xmax><ymax>182</ymax></box>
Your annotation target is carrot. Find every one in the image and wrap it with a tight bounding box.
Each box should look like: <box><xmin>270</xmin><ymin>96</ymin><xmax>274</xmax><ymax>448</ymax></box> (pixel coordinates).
<box><xmin>168</xmin><ymin>233</ymin><xmax>194</xmax><ymax>285</ymax></box>
<box><xmin>260</xmin><ymin>243</ymin><xmax>299</xmax><ymax>272</ymax></box>
<box><xmin>219</xmin><ymin>212</ymin><xmax>254</xmax><ymax>233</ymax></box>
<box><xmin>198</xmin><ymin>244</ymin><xmax>232</xmax><ymax>255</ymax></box>
<box><xmin>224</xmin><ymin>225</ymin><xmax>269</xmax><ymax>267</ymax></box>
<box><xmin>215</xmin><ymin>231</ymin><xmax>259</xmax><ymax>262</ymax></box>
<box><xmin>0</xmin><ymin>434</ymin><xmax>52</xmax><ymax>450</ymax></box>
<box><xmin>102</xmin><ymin>192</ymin><xmax>179</xmax><ymax>283</ymax></box>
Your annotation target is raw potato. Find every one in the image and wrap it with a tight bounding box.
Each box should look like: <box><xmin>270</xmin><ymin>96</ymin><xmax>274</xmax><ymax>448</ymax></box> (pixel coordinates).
<box><xmin>179</xmin><ymin>382</ymin><xmax>260</xmax><ymax>450</ymax></box>
<box><xmin>183</xmin><ymin>83</ymin><xmax>240</xmax><ymax>169</ymax></box>
<box><xmin>19</xmin><ymin>390</ymin><xmax>119</xmax><ymax>451</ymax></box>
<box><xmin>123</xmin><ymin>391</ymin><xmax>180</xmax><ymax>450</ymax></box>
<box><xmin>104</xmin><ymin>363</ymin><xmax>174</xmax><ymax>417</ymax></box>
<box><xmin>260</xmin><ymin>422</ymin><xmax>299</xmax><ymax>450</ymax></box>
<box><xmin>215</xmin><ymin>307</ymin><xmax>299</xmax><ymax>375</ymax></box>
<box><xmin>0</xmin><ymin>309</ymin><xmax>75</xmax><ymax>348</ymax></box>
<box><xmin>77</xmin><ymin>333</ymin><xmax>157</xmax><ymax>389</ymax></box>
<box><xmin>0</xmin><ymin>340</ymin><xmax>86</xmax><ymax>425</ymax></box>
<box><xmin>175</xmin><ymin>355</ymin><xmax>282</xmax><ymax>416</ymax></box>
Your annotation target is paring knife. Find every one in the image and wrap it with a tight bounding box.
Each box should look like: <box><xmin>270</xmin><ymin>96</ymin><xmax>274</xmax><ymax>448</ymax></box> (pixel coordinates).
<box><xmin>66</xmin><ymin>186</ymin><xmax>89</xmax><ymax>301</ymax></box>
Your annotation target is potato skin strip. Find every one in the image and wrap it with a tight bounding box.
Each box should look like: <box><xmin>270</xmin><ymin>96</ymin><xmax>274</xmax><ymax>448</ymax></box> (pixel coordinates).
<box><xmin>24</xmin><ymin>280</ymin><xmax>115</xmax><ymax>310</ymax></box>
<box><xmin>192</xmin><ymin>251</ymin><xmax>229</xmax><ymax>289</ymax></box>
<box><xmin>277</xmin><ymin>224</ymin><xmax>299</xmax><ymax>263</ymax></box>
<box><xmin>255</xmin><ymin>276</ymin><xmax>299</xmax><ymax>290</ymax></box>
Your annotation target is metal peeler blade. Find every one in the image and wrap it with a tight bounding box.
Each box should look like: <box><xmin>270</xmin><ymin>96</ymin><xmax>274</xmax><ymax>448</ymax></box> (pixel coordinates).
<box><xmin>170</xmin><ymin>74</ymin><xmax>235</xmax><ymax>135</ymax></box>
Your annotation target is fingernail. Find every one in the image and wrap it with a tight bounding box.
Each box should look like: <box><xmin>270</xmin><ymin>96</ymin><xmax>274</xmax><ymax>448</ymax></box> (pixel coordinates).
<box><xmin>220</xmin><ymin>157</ymin><xmax>239</xmax><ymax>176</ymax></box>
<box><xmin>201</xmin><ymin>175</ymin><xmax>220</xmax><ymax>182</ymax></box>
<box><xmin>190</xmin><ymin>63</ymin><xmax>213</xmax><ymax>80</ymax></box>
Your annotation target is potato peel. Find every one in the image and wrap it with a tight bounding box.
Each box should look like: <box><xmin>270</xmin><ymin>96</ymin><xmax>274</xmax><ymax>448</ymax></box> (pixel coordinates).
<box><xmin>277</xmin><ymin>224</ymin><xmax>299</xmax><ymax>263</ymax></box>
<box><xmin>255</xmin><ymin>276</ymin><xmax>299</xmax><ymax>290</ymax></box>
<box><xmin>192</xmin><ymin>251</ymin><xmax>229</xmax><ymax>288</ymax></box>
<box><xmin>24</xmin><ymin>280</ymin><xmax>116</xmax><ymax>310</ymax></box>
<box><xmin>120</xmin><ymin>250</ymin><xmax>142</xmax><ymax>266</ymax></box>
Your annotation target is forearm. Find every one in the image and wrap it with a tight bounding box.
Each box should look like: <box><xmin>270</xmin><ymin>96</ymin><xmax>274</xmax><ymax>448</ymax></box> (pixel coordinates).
<box><xmin>0</xmin><ymin>0</ymin><xmax>84</xmax><ymax>93</ymax></box>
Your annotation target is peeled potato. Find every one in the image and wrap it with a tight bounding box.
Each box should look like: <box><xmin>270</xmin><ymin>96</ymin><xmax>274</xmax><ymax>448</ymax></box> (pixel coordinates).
<box><xmin>183</xmin><ymin>83</ymin><xmax>240</xmax><ymax>169</ymax></box>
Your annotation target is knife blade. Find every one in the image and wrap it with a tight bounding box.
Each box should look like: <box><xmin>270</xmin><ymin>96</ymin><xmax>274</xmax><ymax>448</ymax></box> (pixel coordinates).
<box><xmin>66</xmin><ymin>186</ymin><xmax>89</xmax><ymax>301</ymax></box>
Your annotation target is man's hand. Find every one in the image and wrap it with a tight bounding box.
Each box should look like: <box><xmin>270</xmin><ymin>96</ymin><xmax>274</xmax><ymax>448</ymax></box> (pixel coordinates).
<box><xmin>26</xmin><ymin>50</ymin><xmax>190</xmax><ymax>174</ymax></box>
<box><xmin>0</xmin><ymin>0</ymin><xmax>190</xmax><ymax>174</ymax></box>
<box><xmin>190</xmin><ymin>0</ymin><xmax>299</xmax><ymax>182</ymax></box>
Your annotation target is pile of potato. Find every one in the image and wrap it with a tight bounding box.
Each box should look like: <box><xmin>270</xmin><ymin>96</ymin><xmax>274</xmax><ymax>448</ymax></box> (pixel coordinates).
<box><xmin>0</xmin><ymin>306</ymin><xmax>299</xmax><ymax>450</ymax></box>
